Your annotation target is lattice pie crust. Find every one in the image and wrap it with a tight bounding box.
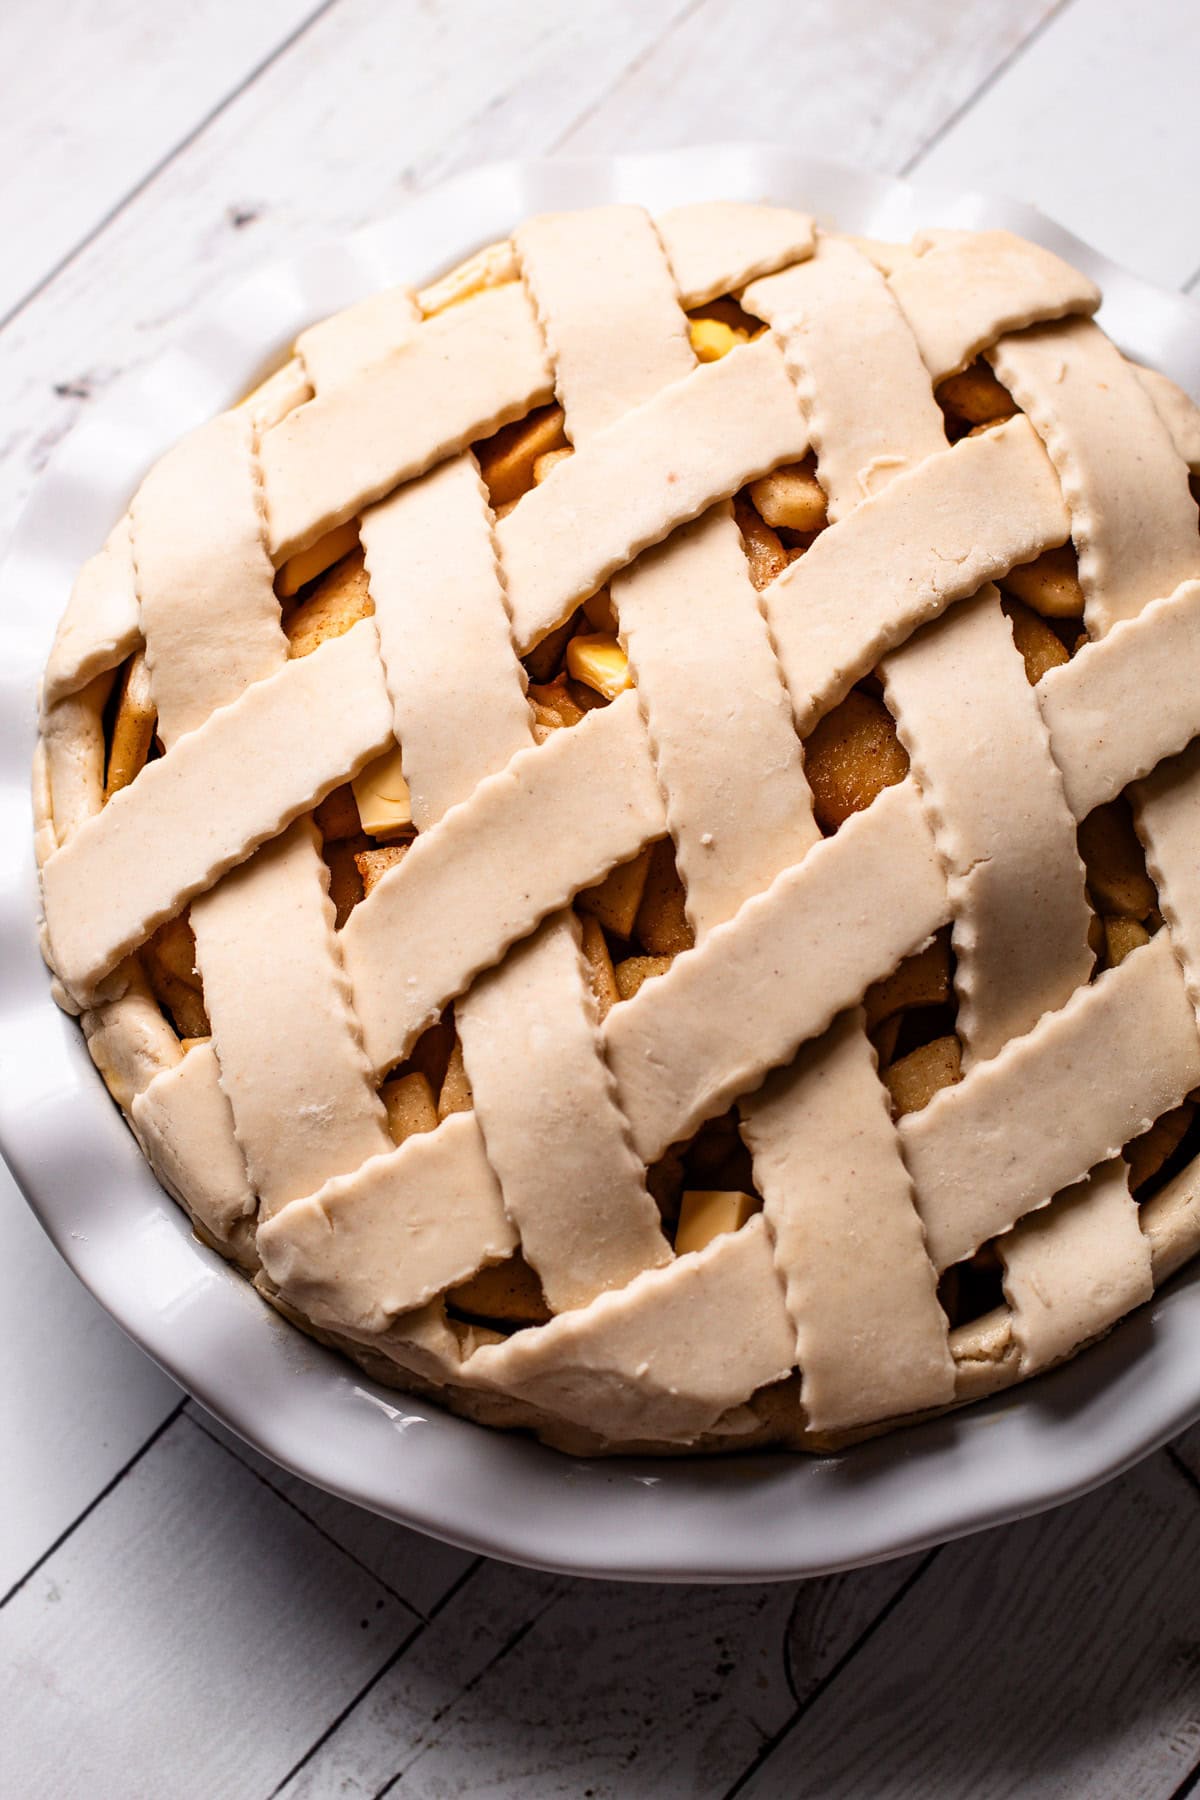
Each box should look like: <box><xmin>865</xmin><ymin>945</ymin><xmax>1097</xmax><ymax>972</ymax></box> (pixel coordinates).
<box><xmin>34</xmin><ymin>202</ymin><xmax>1200</xmax><ymax>1455</ymax></box>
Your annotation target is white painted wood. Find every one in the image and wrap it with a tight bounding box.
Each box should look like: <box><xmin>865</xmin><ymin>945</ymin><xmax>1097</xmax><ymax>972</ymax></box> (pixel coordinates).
<box><xmin>740</xmin><ymin>1452</ymin><xmax>1200</xmax><ymax>1799</ymax></box>
<box><xmin>0</xmin><ymin>1414</ymin><xmax>418</xmax><ymax>1800</ymax></box>
<box><xmin>0</xmin><ymin>1157</ymin><xmax>178</xmax><ymax>1600</ymax></box>
<box><xmin>557</xmin><ymin>0</ymin><xmax>1056</xmax><ymax>169</ymax></box>
<box><xmin>187</xmin><ymin>1404</ymin><xmax>476</xmax><ymax>1620</ymax></box>
<box><xmin>277</xmin><ymin>1553</ymin><xmax>923</xmax><ymax>1798</ymax></box>
<box><xmin>0</xmin><ymin>0</ymin><xmax>696</xmax><ymax>549</ymax></box>
<box><xmin>912</xmin><ymin>0</ymin><xmax>1200</xmax><ymax>288</ymax></box>
<box><xmin>0</xmin><ymin>0</ymin><xmax>317</xmax><ymax>321</ymax></box>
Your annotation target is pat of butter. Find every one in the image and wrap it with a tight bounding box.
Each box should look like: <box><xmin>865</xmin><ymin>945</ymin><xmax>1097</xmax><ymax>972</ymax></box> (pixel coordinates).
<box><xmin>276</xmin><ymin>519</ymin><xmax>359</xmax><ymax>597</ymax></box>
<box><xmin>352</xmin><ymin>744</ymin><xmax>413</xmax><ymax>835</ymax></box>
<box><xmin>566</xmin><ymin>633</ymin><xmax>632</xmax><ymax>701</ymax></box>
<box><xmin>675</xmin><ymin>1190</ymin><xmax>757</xmax><ymax>1257</ymax></box>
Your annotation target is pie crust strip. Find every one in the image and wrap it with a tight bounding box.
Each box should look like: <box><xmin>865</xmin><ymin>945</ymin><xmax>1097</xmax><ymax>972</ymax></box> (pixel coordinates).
<box><xmin>501</xmin><ymin>335</ymin><xmax>812</xmax><ymax>651</ymax></box>
<box><xmin>262</xmin><ymin>281</ymin><xmax>555</xmax><ymax>560</ymax></box>
<box><xmin>515</xmin><ymin>206</ymin><xmax>695</xmax><ymax>441</ymax></box>
<box><xmin>618</xmin><ymin>504</ymin><xmax>821</xmax><ymax>936</ymax></box>
<box><xmin>657</xmin><ymin>201</ymin><xmax>815</xmax><ymax>309</ymax></box>
<box><xmin>760</xmin><ymin>416</ymin><xmax>1071</xmax><ymax>734</ymax></box>
<box><xmin>342</xmin><ymin>688</ymin><xmax>667</xmax><ymax>1075</ymax></box>
<box><xmin>131</xmin><ymin>412</ymin><xmax>287</xmax><ymax>741</ymax></box>
<box><xmin>744</xmin><ymin>234</ymin><xmax>947</xmax><ymax>523</ymax></box>
<box><xmin>735</xmin><ymin>237</ymin><xmax>961</xmax><ymax>1427</ymax></box>
<box><xmin>42</xmin><ymin>619</ymin><xmax>395</xmax><ymax>999</ymax></box>
<box><xmin>884</xmin><ymin>229</ymin><xmax>1100</xmax><ymax>382</ymax></box>
<box><xmin>992</xmin><ymin>320</ymin><xmax>1200</xmax><ymax>1338</ymax></box>
<box><xmin>361</xmin><ymin>452</ymin><xmax>532</xmax><ymax>826</ymax></box>
<box><xmin>456</xmin><ymin>917</ymin><xmax>670</xmax><ymax>1312</ymax></box>
<box><xmin>884</xmin><ymin>592</ymin><xmax>1092</xmax><ymax>1064</ymax></box>
<box><xmin>43</xmin><ymin>519</ymin><xmax>140</xmax><ymax>709</ymax></box>
<box><xmin>604</xmin><ymin>777</ymin><xmax>948</xmax><ymax>1163</ymax></box>
<box><xmin>901</xmin><ymin>933</ymin><xmax>1200</xmax><ymax>1273</ymax></box>
<box><xmin>295</xmin><ymin>286</ymin><xmax>421</xmax><ymax>391</ymax></box>
<box><xmin>131</xmin><ymin>1043</ymin><xmax>257</xmax><ymax>1256</ymax></box>
<box><xmin>255</xmin><ymin>1111</ymin><xmax>519</xmax><ymax>1334</ymax></box>
<box><xmin>740</xmin><ymin>1014</ymin><xmax>955</xmax><ymax>1431</ymax></box>
<box><xmin>989</xmin><ymin>318</ymin><xmax>1199</xmax><ymax>637</ymax></box>
<box><xmin>463</xmin><ymin>1214</ymin><xmax>795</xmax><ymax>1445</ymax></box>
<box><xmin>519</xmin><ymin>205</ymin><xmax>819</xmax><ymax>934</ymax></box>
<box><xmin>359</xmin><ymin>423</ymin><xmax>670</xmax><ymax>1312</ymax></box>
<box><xmin>1039</xmin><ymin>579</ymin><xmax>1200</xmax><ymax>819</ymax></box>
<box><xmin>190</xmin><ymin>820</ymin><xmax>390</xmax><ymax>1216</ymax></box>
<box><xmin>998</xmin><ymin>1158</ymin><xmax>1151</xmax><ymax>1373</ymax></box>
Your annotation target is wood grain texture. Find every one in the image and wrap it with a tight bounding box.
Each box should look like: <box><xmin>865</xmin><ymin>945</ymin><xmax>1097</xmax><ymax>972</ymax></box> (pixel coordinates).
<box><xmin>0</xmin><ymin>0</ymin><xmax>695</xmax><ymax>547</ymax></box>
<box><xmin>277</xmin><ymin>1553</ymin><xmax>924</xmax><ymax>1799</ymax></box>
<box><xmin>0</xmin><ymin>1161</ymin><xmax>179</xmax><ymax>1601</ymax></box>
<box><xmin>0</xmin><ymin>0</ymin><xmax>318</xmax><ymax>320</ymax></box>
<box><xmin>739</xmin><ymin>1454</ymin><xmax>1200</xmax><ymax>1799</ymax></box>
<box><xmin>912</xmin><ymin>0</ymin><xmax>1200</xmax><ymax>287</ymax></box>
<box><xmin>0</xmin><ymin>1415</ymin><xmax>418</xmax><ymax>1800</ymax></box>
<box><xmin>187</xmin><ymin>1405</ymin><xmax>476</xmax><ymax>1620</ymax></box>
<box><xmin>557</xmin><ymin>0</ymin><xmax>1058</xmax><ymax>166</ymax></box>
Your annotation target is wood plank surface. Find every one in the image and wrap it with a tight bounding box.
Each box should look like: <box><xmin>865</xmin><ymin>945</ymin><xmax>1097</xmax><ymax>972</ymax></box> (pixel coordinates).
<box><xmin>0</xmin><ymin>1161</ymin><xmax>179</xmax><ymax>1602</ymax></box>
<box><xmin>911</xmin><ymin>0</ymin><xmax>1200</xmax><ymax>287</ymax></box>
<box><xmin>0</xmin><ymin>1415</ymin><xmax>419</xmax><ymax>1800</ymax></box>
<box><xmin>0</xmin><ymin>0</ymin><xmax>319</xmax><ymax>321</ymax></box>
<box><xmin>738</xmin><ymin>1454</ymin><xmax>1200</xmax><ymax>1799</ymax></box>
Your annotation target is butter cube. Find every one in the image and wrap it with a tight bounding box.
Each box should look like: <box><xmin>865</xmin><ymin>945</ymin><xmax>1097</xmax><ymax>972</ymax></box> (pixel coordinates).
<box><xmin>352</xmin><ymin>744</ymin><xmax>413</xmax><ymax>835</ymax></box>
<box><xmin>566</xmin><ymin>633</ymin><xmax>633</xmax><ymax>700</ymax></box>
<box><xmin>675</xmin><ymin>1190</ymin><xmax>758</xmax><ymax>1256</ymax></box>
<box><xmin>689</xmin><ymin>318</ymin><xmax>748</xmax><ymax>362</ymax></box>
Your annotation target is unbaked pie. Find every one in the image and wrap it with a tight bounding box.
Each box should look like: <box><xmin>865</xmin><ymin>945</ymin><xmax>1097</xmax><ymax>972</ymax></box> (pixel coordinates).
<box><xmin>33</xmin><ymin>200</ymin><xmax>1200</xmax><ymax>1454</ymax></box>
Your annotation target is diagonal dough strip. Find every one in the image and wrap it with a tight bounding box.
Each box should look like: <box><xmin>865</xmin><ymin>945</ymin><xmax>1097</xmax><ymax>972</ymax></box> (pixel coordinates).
<box><xmin>131</xmin><ymin>1043</ymin><xmax>257</xmax><ymax>1257</ymax></box>
<box><xmin>191</xmin><ymin>819</ymin><xmax>390</xmax><ymax>1217</ymax></box>
<box><xmin>745</xmin><ymin>234</ymin><xmax>947</xmax><ymax>524</ymax></box>
<box><xmin>657</xmin><ymin>200</ymin><xmax>814</xmax><ymax>308</ymax></box>
<box><xmin>884</xmin><ymin>591</ymin><xmax>1092</xmax><ymax>1065</ymax></box>
<box><xmin>256</xmin><ymin>1112</ymin><xmax>518</xmax><ymax>1335</ymax></box>
<box><xmin>901</xmin><ymin>933</ymin><xmax>1200</xmax><ymax>1274</ymax></box>
<box><xmin>762</xmin><ymin>415</ymin><xmax>1071</xmax><ymax>734</ymax></box>
<box><xmin>42</xmin><ymin>620</ymin><xmax>395</xmax><ymax>1000</ymax></box>
<box><xmin>990</xmin><ymin>318</ymin><xmax>1199</xmax><ymax>637</ymax></box>
<box><xmin>883</xmin><ymin>228</ymin><xmax>1100</xmax><ymax>382</ymax></box>
<box><xmin>998</xmin><ymin>1159</ymin><xmax>1152</xmax><ymax>1374</ymax></box>
<box><xmin>464</xmin><ymin>1214</ymin><xmax>794</xmax><ymax>1445</ymax></box>
<box><xmin>741</xmin><ymin>1015</ymin><xmax>953</xmax><ymax>1432</ymax></box>
<box><xmin>604</xmin><ymin>778</ymin><xmax>948</xmax><ymax>1164</ymax></box>
<box><xmin>341</xmin><ymin>690</ymin><xmax>668</xmax><ymax>1076</ymax></box>
<box><xmin>262</xmin><ymin>281</ymin><xmax>555</xmax><ymax>560</ymax></box>
<box><xmin>43</xmin><ymin>518</ymin><xmax>141</xmax><ymax>709</ymax></box>
<box><xmin>501</xmin><ymin>335</ymin><xmax>811</xmax><ymax>652</ymax></box>
<box><xmin>360</xmin><ymin>399</ymin><xmax>669</xmax><ymax>1317</ymax></box>
<box><xmin>362</xmin><ymin>452</ymin><xmax>532</xmax><ymax>827</ymax></box>
<box><xmin>1038</xmin><ymin>580</ymin><xmax>1200</xmax><ymax>820</ymax></box>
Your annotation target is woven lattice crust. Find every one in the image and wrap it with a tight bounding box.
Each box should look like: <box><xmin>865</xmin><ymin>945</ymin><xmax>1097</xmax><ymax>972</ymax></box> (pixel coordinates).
<box><xmin>35</xmin><ymin>201</ymin><xmax>1200</xmax><ymax>1455</ymax></box>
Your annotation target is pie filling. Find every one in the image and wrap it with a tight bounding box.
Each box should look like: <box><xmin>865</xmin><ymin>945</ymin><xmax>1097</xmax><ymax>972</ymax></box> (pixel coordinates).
<box><xmin>35</xmin><ymin>203</ymin><xmax>1200</xmax><ymax>1453</ymax></box>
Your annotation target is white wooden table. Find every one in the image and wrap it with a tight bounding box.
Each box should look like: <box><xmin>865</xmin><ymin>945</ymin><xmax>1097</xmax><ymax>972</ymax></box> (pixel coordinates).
<box><xmin>5</xmin><ymin>3</ymin><xmax>1200</xmax><ymax>1792</ymax></box>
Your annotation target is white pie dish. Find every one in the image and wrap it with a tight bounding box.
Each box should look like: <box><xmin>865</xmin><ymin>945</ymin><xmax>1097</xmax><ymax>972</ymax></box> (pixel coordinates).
<box><xmin>5</xmin><ymin>144</ymin><xmax>1200</xmax><ymax>1582</ymax></box>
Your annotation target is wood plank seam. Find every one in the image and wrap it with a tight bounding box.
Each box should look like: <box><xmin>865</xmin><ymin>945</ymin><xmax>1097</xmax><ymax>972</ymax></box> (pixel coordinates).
<box><xmin>184</xmin><ymin>1406</ymin><xmax>426</xmax><ymax>1616</ymax></box>
<box><xmin>544</xmin><ymin>0</ymin><xmax>708</xmax><ymax>152</ymax></box>
<box><xmin>0</xmin><ymin>0</ymin><xmax>343</xmax><ymax>337</ymax></box>
<box><xmin>0</xmin><ymin>1396</ymin><xmax>186</xmax><ymax>1611</ymax></box>
<box><xmin>898</xmin><ymin>0</ymin><xmax>1075</xmax><ymax>176</ymax></box>
<box><xmin>264</xmin><ymin>1553</ymin><xmax>484</xmax><ymax>1799</ymax></box>
<box><xmin>722</xmin><ymin>1547</ymin><xmax>943</xmax><ymax>1799</ymax></box>
<box><xmin>369</xmin><ymin>1582</ymin><xmax>578</xmax><ymax>1800</ymax></box>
